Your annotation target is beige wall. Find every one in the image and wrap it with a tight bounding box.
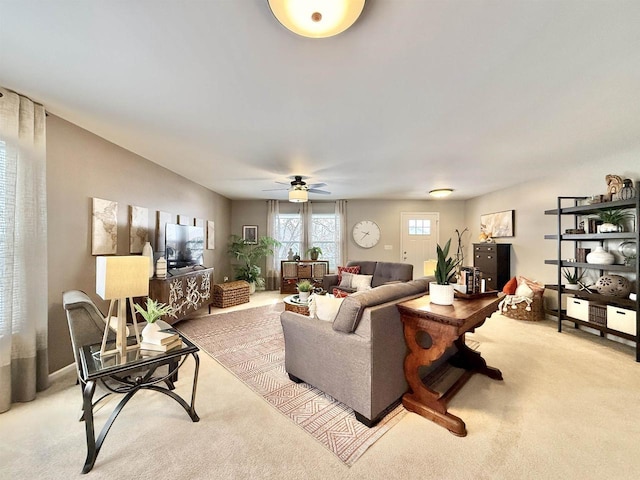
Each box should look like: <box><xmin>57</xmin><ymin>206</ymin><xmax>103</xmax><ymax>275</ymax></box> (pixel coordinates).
<box><xmin>464</xmin><ymin>150</ymin><xmax>640</xmax><ymax>288</ymax></box>
<box><xmin>47</xmin><ymin>115</ymin><xmax>232</xmax><ymax>372</ymax></box>
<box><xmin>229</xmin><ymin>199</ymin><xmax>466</xmax><ymax>271</ymax></box>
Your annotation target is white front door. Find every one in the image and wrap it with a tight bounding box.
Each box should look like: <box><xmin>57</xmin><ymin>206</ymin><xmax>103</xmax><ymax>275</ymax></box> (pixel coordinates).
<box><xmin>400</xmin><ymin>212</ymin><xmax>439</xmax><ymax>279</ymax></box>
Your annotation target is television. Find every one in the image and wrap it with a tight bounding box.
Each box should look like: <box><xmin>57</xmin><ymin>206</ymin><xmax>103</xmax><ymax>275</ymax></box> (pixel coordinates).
<box><xmin>165</xmin><ymin>223</ymin><xmax>205</xmax><ymax>269</ymax></box>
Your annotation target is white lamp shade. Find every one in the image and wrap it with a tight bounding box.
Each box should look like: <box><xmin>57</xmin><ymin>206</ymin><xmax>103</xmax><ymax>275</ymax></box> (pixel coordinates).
<box><xmin>289</xmin><ymin>189</ymin><xmax>308</xmax><ymax>203</ymax></box>
<box><xmin>424</xmin><ymin>259</ymin><xmax>438</xmax><ymax>277</ymax></box>
<box><xmin>268</xmin><ymin>0</ymin><xmax>366</xmax><ymax>38</ymax></box>
<box><xmin>96</xmin><ymin>256</ymin><xmax>150</xmax><ymax>300</ymax></box>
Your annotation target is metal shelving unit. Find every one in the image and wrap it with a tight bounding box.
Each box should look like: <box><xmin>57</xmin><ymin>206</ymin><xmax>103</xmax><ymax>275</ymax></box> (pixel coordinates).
<box><xmin>544</xmin><ymin>183</ymin><xmax>640</xmax><ymax>362</ymax></box>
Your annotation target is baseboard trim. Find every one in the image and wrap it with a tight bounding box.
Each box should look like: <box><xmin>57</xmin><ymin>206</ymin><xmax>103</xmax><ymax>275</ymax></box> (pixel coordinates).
<box><xmin>49</xmin><ymin>363</ymin><xmax>75</xmax><ymax>383</ymax></box>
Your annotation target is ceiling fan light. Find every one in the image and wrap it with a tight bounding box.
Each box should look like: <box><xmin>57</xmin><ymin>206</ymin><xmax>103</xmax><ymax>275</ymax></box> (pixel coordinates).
<box><xmin>289</xmin><ymin>188</ymin><xmax>308</xmax><ymax>203</ymax></box>
<box><xmin>429</xmin><ymin>188</ymin><xmax>454</xmax><ymax>198</ymax></box>
<box><xmin>268</xmin><ymin>0</ymin><xmax>366</xmax><ymax>38</ymax></box>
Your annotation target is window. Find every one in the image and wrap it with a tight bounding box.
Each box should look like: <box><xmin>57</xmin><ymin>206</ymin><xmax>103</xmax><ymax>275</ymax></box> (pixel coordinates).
<box><xmin>275</xmin><ymin>212</ymin><xmax>302</xmax><ymax>261</ymax></box>
<box><xmin>311</xmin><ymin>213</ymin><xmax>339</xmax><ymax>270</ymax></box>
<box><xmin>408</xmin><ymin>218</ymin><xmax>431</xmax><ymax>236</ymax></box>
<box><xmin>273</xmin><ymin>204</ymin><xmax>341</xmax><ymax>271</ymax></box>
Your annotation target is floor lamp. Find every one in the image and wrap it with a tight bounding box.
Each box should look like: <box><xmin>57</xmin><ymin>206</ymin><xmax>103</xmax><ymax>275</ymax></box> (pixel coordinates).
<box><xmin>96</xmin><ymin>255</ymin><xmax>150</xmax><ymax>359</ymax></box>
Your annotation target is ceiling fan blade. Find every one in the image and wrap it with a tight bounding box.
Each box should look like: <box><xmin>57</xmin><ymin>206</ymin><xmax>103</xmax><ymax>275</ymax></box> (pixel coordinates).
<box><xmin>307</xmin><ymin>182</ymin><xmax>327</xmax><ymax>189</ymax></box>
<box><xmin>275</xmin><ymin>181</ymin><xmax>291</xmax><ymax>186</ymax></box>
<box><xmin>262</xmin><ymin>187</ymin><xmax>289</xmax><ymax>191</ymax></box>
<box><xmin>308</xmin><ymin>188</ymin><xmax>331</xmax><ymax>195</ymax></box>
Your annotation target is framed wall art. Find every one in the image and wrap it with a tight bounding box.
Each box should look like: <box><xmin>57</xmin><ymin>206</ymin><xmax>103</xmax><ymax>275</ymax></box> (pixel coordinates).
<box><xmin>480</xmin><ymin>210</ymin><xmax>514</xmax><ymax>238</ymax></box>
<box><xmin>129</xmin><ymin>205</ymin><xmax>148</xmax><ymax>253</ymax></box>
<box><xmin>242</xmin><ymin>225</ymin><xmax>258</xmax><ymax>244</ymax></box>
<box><xmin>207</xmin><ymin>220</ymin><xmax>215</xmax><ymax>249</ymax></box>
<box><xmin>92</xmin><ymin>197</ymin><xmax>118</xmax><ymax>255</ymax></box>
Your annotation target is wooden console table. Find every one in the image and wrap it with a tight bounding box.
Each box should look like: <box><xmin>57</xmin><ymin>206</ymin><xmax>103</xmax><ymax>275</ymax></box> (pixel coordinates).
<box><xmin>397</xmin><ymin>294</ymin><xmax>503</xmax><ymax>436</ymax></box>
<box><xmin>149</xmin><ymin>267</ymin><xmax>213</xmax><ymax>324</ymax></box>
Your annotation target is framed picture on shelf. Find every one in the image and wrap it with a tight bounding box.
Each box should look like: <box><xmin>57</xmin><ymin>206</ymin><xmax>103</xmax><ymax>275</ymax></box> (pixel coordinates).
<box><xmin>480</xmin><ymin>210</ymin><xmax>514</xmax><ymax>238</ymax></box>
<box><xmin>242</xmin><ymin>225</ymin><xmax>258</xmax><ymax>244</ymax></box>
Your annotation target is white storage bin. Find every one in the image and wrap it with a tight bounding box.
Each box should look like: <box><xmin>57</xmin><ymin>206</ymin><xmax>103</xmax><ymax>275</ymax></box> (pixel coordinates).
<box><xmin>566</xmin><ymin>297</ymin><xmax>589</xmax><ymax>321</ymax></box>
<box><xmin>606</xmin><ymin>306</ymin><xmax>637</xmax><ymax>336</ymax></box>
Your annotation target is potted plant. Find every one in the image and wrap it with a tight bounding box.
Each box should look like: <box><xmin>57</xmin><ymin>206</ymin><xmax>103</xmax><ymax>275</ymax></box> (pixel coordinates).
<box><xmin>430</xmin><ymin>238</ymin><xmax>459</xmax><ymax>305</ymax></box>
<box><xmin>296</xmin><ymin>279</ymin><xmax>313</xmax><ymax>301</ymax></box>
<box><xmin>228</xmin><ymin>234</ymin><xmax>281</xmax><ymax>294</ymax></box>
<box><xmin>306</xmin><ymin>246</ymin><xmax>323</xmax><ymax>261</ymax></box>
<box><xmin>596</xmin><ymin>209</ymin><xmax>632</xmax><ymax>233</ymax></box>
<box><xmin>562</xmin><ymin>268</ymin><xmax>585</xmax><ymax>290</ymax></box>
<box><xmin>134</xmin><ymin>298</ymin><xmax>175</xmax><ymax>338</ymax></box>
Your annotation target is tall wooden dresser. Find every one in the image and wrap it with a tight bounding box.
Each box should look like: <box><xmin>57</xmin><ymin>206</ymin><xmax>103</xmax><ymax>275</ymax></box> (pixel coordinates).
<box><xmin>472</xmin><ymin>243</ymin><xmax>511</xmax><ymax>291</ymax></box>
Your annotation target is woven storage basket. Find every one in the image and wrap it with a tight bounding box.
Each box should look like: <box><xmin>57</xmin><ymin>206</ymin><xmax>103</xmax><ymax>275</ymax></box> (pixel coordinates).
<box><xmin>297</xmin><ymin>264</ymin><xmax>312</xmax><ymax>278</ymax></box>
<box><xmin>211</xmin><ymin>280</ymin><xmax>250</xmax><ymax>308</ymax></box>
<box><xmin>502</xmin><ymin>291</ymin><xmax>544</xmax><ymax>321</ymax></box>
<box><xmin>588</xmin><ymin>303</ymin><xmax>607</xmax><ymax>327</ymax></box>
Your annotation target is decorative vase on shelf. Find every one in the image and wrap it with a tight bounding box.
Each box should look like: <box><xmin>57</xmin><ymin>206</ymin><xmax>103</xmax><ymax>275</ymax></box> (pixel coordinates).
<box><xmin>142</xmin><ymin>241</ymin><xmax>154</xmax><ymax>278</ymax></box>
<box><xmin>156</xmin><ymin>256</ymin><xmax>167</xmax><ymax>279</ymax></box>
<box><xmin>586</xmin><ymin>246</ymin><xmax>615</xmax><ymax>265</ymax></box>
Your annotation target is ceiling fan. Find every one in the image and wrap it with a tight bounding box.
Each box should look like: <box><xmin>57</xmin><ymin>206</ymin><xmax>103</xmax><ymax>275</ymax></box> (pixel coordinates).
<box><xmin>263</xmin><ymin>175</ymin><xmax>331</xmax><ymax>195</ymax></box>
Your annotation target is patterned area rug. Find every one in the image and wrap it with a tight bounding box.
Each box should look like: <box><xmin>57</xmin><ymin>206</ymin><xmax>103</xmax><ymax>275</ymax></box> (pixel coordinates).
<box><xmin>176</xmin><ymin>303</ymin><xmax>406</xmax><ymax>465</ymax></box>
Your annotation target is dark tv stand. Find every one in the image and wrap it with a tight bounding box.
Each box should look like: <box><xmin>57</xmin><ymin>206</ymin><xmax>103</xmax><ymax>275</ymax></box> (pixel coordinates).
<box><xmin>149</xmin><ymin>266</ymin><xmax>214</xmax><ymax>324</ymax></box>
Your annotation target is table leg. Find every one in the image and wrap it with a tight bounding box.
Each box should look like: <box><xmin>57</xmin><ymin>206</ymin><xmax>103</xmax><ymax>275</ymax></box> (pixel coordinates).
<box><xmin>81</xmin><ymin>380</ymin><xmax>97</xmax><ymax>474</ymax></box>
<box><xmin>450</xmin><ymin>335</ymin><xmax>503</xmax><ymax>381</ymax></box>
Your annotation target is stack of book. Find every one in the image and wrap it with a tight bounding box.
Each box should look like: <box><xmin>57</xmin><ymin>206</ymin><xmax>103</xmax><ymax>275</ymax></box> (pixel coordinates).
<box><xmin>459</xmin><ymin>267</ymin><xmax>483</xmax><ymax>294</ymax></box>
<box><xmin>140</xmin><ymin>330</ymin><xmax>182</xmax><ymax>352</ymax></box>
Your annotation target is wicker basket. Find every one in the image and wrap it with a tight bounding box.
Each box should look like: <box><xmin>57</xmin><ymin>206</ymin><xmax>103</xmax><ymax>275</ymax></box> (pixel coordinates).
<box><xmin>502</xmin><ymin>291</ymin><xmax>545</xmax><ymax>321</ymax></box>
<box><xmin>588</xmin><ymin>303</ymin><xmax>607</xmax><ymax>327</ymax></box>
<box><xmin>210</xmin><ymin>281</ymin><xmax>250</xmax><ymax>309</ymax></box>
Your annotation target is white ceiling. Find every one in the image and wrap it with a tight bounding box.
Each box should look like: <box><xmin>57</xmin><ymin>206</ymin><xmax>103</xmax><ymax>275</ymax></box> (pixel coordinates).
<box><xmin>2</xmin><ymin>1</ymin><xmax>639</xmax><ymax>201</ymax></box>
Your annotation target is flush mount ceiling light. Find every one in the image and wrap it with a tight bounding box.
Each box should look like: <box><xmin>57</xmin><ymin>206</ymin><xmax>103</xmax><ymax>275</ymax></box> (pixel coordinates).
<box><xmin>429</xmin><ymin>188</ymin><xmax>454</xmax><ymax>198</ymax></box>
<box><xmin>289</xmin><ymin>187</ymin><xmax>308</xmax><ymax>203</ymax></box>
<box><xmin>268</xmin><ymin>0</ymin><xmax>366</xmax><ymax>38</ymax></box>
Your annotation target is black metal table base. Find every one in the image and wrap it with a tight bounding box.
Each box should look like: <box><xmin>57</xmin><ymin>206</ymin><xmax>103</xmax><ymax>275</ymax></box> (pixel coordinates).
<box><xmin>81</xmin><ymin>352</ymin><xmax>200</xmax><ymax>473</ymax></box>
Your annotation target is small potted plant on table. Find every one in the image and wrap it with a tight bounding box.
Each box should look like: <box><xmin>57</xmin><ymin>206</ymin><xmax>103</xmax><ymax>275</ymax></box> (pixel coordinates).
<box><xmin>297</xmin><ymin>280</ymin><xmax>313</xmax><ymax>301</ymax></box>
<box><xmin>134</xmin><ymin>298</ymin><xmax>176</xmax><ymax>340</ymax></box>
<box><xmin>562</xmin><ymin>268</ymin><xmax>585</xmax><ymax>290</ymax></box>
<box><xmin>430</xmin><ymin>239</ymin><xmax>459</xmax><ymax>306</ymax></box>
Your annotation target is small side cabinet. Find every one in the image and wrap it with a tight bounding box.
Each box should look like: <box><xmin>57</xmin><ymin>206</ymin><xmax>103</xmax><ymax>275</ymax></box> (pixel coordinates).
<box><xmin>473</xmin><ymin>243</ymin><xmax>511</xmax><ymax>291</ymax></box>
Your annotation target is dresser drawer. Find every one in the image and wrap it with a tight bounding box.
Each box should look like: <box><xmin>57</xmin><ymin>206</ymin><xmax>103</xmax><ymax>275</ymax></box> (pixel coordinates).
<box><xmin>474</xmin><ymin>244</ymin><xmax>499</xmax><ymax>254</ymax></box>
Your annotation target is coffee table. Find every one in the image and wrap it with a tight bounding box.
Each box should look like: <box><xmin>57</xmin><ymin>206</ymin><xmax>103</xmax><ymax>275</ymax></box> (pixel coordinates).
<box><xmin>397</xmin><ymin>294</ymin><xmax>502</xmax><ymax>436</ymax></box>
<box><xmin>283</xmin><ymin>294</ymin><xmax>310</xmax><ymax>315</ymax></box>
<box><xmin>78</xmin><ymin>332</ymin><xmax>199</xmax><ymax>473</ymax></box>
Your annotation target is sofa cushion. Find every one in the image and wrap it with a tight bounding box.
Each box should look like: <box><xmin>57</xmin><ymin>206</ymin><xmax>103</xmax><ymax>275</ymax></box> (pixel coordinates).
<box><xmin>339</xmin><ymin>272</ymin><xmax>355</xmax><ymax>288</ymax></box>
<box><xmin>351</xmin><ymin>274</ymin><xmax>373</xmax><ymax>291</ymax></box>
<box><xmin>332</xmin><ymin>288</ymin><xmax>350</xmax><ymax>298</ymax></box>
<box><xmin>371</xmin><ymin>261</ymin><xmax>414</xmax><ymax>288</ymax></box>
<box><xmin>337</xmin><ymin>265</ymin><xmax>360</xmax><ymax>285</ymax></box>
<box><xmin>332</xmin><ymin>282</ymin><xmax>426</xmax><ymax>333</ymax></box>
<box><xmin>309</xmin><ymin>294</ymin><xmax>344</xmax><ymax>322</ymax></box>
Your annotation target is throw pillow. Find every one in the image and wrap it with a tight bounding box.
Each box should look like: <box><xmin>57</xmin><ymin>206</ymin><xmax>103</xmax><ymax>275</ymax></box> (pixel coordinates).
<box><xmin>337</xmin><ymin>265</ymin><xmax>360</xmax><ymax>285</ymax></box>
<box><xmin>520</xmin><ymin>276</ymin><xmax>545</xmax><ymax>296</ymax></box>
<box><xmin>332</xmin><ymin>288</ymin><xmax>350</xmax><ymax>298</ymax></box>
<box><xmin>339</xmin><ymin>272</ymin><xmax>355</xmax><ymax>288</ymax></box>
<box><xmin>313</xmin><ymin>295</ymin><xmax>344</xmax><ymax>322</ymax></box>
<box><xmin>351</xmin><ymin>274</ymin><xmax>373</xmax><ymax>292</ymax></box>
<box><xmin>502</xmin><ymin>277</ymin><xmax>517</xmax><ymax>295</ymax></box>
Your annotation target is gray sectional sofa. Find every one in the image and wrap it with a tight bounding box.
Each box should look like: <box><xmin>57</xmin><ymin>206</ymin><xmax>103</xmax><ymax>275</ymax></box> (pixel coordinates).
<box><xmin>280</xmin><ymin>276</ymin><xmax>435</xmax><ymax>427</ymax></box>
<box><xmin>322</xmin><ymin>260</ymin><xmax>414</xmax><ymax>294</ymax></box>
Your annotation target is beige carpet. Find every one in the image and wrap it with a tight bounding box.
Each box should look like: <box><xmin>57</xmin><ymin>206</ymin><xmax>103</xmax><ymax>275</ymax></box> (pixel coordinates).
<box><xmin>2</xmin><ymin>306</ymin><xmax>640</xmax><ymax>479</ymax></box>
<box><xmin>175</xmin><ymin>303</ymin><xmax>405</xmax><ymax>465</ymax></box>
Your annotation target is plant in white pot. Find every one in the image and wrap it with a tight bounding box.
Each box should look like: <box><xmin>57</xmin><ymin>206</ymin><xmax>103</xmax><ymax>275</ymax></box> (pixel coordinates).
<box><xmin>596</xmin><ymin>208</ymin><xmax>632</xmax><ymax>233</ymax></box>
<box><xmin>134</xmin><ymin>298</ymin><xmax>176</xmax><ymax>340</ymax></box>
<box><xmin>296</xmin><ymin>279</ymin><xmax>313</xmax><ymax>301</ymax></box>
<box><xmin>562</xmin><ymin>268</ymin><xmax>585</xmax><ymax>290</ymax></box>
<box><xmin>430</xmin><ymin>239</ymin><xmax>459</xmax><ymax>306</ymax></box>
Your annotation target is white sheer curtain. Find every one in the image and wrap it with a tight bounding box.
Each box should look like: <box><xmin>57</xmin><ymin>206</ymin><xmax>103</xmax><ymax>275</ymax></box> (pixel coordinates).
<box><xmin>0</xmin><ymin>88</ymin><xmax>49</xmax><ymax>413</ymax></box>
<box><xmin>336</xmin><ymin>200</ymin><xmax>347</xmax><ymax>267</ymax></box>
<box><xmin>265</xmin><ymin>200</ymin><xmax>280</xmax><ymax>290</ymax></box>
<box><xmin>301</xmin><ymin>202</ymin><xmax>312</xmax><ymax>256</ymax></box>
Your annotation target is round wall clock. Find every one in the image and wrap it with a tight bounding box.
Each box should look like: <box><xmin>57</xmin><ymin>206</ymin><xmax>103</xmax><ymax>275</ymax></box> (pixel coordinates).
<box><xmin>352</xmin><ymin>220</ymin><xmax>381</xmax><ymax>248</ymax></box>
